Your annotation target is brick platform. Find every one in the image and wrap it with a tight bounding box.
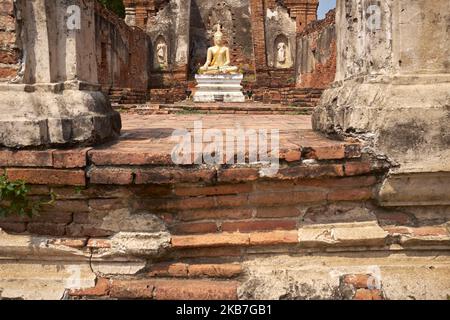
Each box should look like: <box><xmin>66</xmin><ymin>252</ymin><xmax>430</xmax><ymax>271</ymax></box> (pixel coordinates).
<box><xmin>1</xmin><ymin>114</ymin><xmax>449</xmax><ymax>300</ymax></box>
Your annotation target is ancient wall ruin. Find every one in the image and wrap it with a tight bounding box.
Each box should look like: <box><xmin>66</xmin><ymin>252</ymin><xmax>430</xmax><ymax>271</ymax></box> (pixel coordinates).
<box><xmin>123</xmin><ymin>0</ymin><xmax>324</xmax><ymax>104</ymax></box>
<box><xmin>296</xmin><ymin>9</ymin><xmax>336</xmax><ymax>89</ymax></box>
<box><xmin>95</xmin><ymin>2</ymin><xmax>151</xmax><ymax>101</ymax></box>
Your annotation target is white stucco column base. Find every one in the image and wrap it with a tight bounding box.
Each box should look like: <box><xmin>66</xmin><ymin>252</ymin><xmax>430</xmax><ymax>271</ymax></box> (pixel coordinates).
<box><xmin>193</xmin><ymin>74</ymin><xmax>245</xmax><ymax>103</ymax></box>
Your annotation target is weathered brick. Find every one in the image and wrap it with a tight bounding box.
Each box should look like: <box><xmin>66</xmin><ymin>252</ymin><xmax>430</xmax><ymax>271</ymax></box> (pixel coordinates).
<box><xmin>218</xmin><ymin>168</ymin><xmax>259</xmax><ymax>183</ymax></box>
<box><xmin>256</xmin><ymin>206</ymin><xmax>302</xmax><ymax>218</ymax></box>
<box><xmin>0</xmin><ymin>66</ymin><xmax>16</xmax><ymax>78</ymax></box>
<box><xmin>188</xmin><ymin>264</ymin><xmax>242</xmax><ymax>278</ymax></box>
<box><xmin>52</xmin><ymin>149</ymin><xmax>89</xmax><ymax>168</ymax></box>
<box><xmin>293</xmin><ymin>176</ymin><xmax>378</xmax><ymax>189</ymax></box>
<box><xmin>0</xmin><ymin>221</ymin><xmax>27</xmax><ymax>233</ymax></box>
<box><xmin>173</xmin><ymin>246</ymin><xmax>243</xmax><ymax>259</ymax></box>
<box><xmin>174</xmin><ymin>183</ymin><xmax>252</xmax><ymax>197</ymax></box>
<box><xmin>28</xmin><ymin>185</ymin><xmax>51</xmax><ymax>196</ymax></box>
<box><xmin>69</xmin><ymin>278</ymin><xmax>110</xmax><ymax>297</ymax></box>
<box><xmin>382</xmin><ymin>226</ymin><xmax>411</xmax><ymax>235</ymax></box>
<box><xmin>249</xmin><ymin>191</ymin><xmax>326</xmax><ymax>206</ymax></box>
<box><xmin>0</xmin><ymin>150</ymin><xmax>53</xmax><ymax>167</ymax></box>
<box><xmin>41</xmin><ymin>200</ymin><xmax>89</xmax><ymax>213</ymax></box>
<box><xmin>6</xmin><ymin>168</ymin><xmax>85</xmax><ymax>186</ymax></box>
<box><xmin>135</xmin><ymin>168</ymin><xmax>215</xmax><ymax>185</ymax></box>
<box><xmin>171</xmin><ymin>232</ymin><xmax>250</xmax><ymax>248</ymax></box>
<box><xmin>88</xmin><ymin>198</ymin><xmax>127</xmax><ymax>210</ymax></box>
<box><xmin>132</xmin><ymin>185</ymin><xmax>173</xmax><ymax>197</ymax></box>
<box><xmin>0</xmin><ymin>212</ymin><xmax>29</xmax><ymax>222</ymax></box>
<box><xmin>165</xmin><ymin>197</ymin><xmax>217</xmax><ymax>211</ymax></box>
<box><xmin>374</xmin><ymin>212</ymin><xmax>412</xmax><ymax>225</ymax></box>
<box><xmin>328</xmin><ymin>188</ymin><xmax>373</xmax><ymax>201</ymax></box>
<box><xmin>87</xmin><ymin>238</ymin><xmax>112</xmax><ymax>249</ymax></box>
<box><xmin>27</xmin><ymin>223</ymin><xmax>66</xmax><ymax>236</ymax></box>
<box><xmin>88</xmin><ymin>150</ymin><xmax>172</xmax><ymax>166</ymax></box>
<box><xmin>30</xmin><ymin>211</ymin><xmax>73</xmax><ymax>224</ymax></box>
<box><xmin>148</xmin><ymin>263</ymin><xmax>172</xmax><ymax>277</ymax></box>
<box><xmin>310</xmin><ymin>145</ymin><xmax>346</xmax><ymax>160</ymax></box>
<box><xmin>215</xmin><ymin>194</ymin><xmax>249</xmax><ymax>208</ymax></box>
<box><xmin>280</xmin><ymin>149</ymin><xmax>301</xmax><ymax>162</ymax></box>
<box><xmin>148</xmin><ymin>263</ymin><xmax>188</xmax><ymax>277</ymax></box>
<box><xmin>249</xmin><ymin>230</ymin><xmax>299</xmax><ymax>246</ymax></box>
<box><xmin>276</xmin><ymin>164</ymin><xmax>344</xmax><ymax>179</ymax></box>
<box><xmin>344</xmin><ymin>162</ymin><xmax>372</xmax><ymax>176</ymax></box>
<box><xmin>410</xmin><ymin>226</ymin><xmax>449</xmax><ymax>237</ymax></box>
<box><xmin>253</xmin><ymin>177</ymin><xmax>377</xmax><ymax>192</ymax></box>
<box><xmin>153</xmin><ymin>280</ymin><xmax>238</xmax><ymax>300</ymax></box>
<box><xmin>222</xmin><ymin>219</ymin><xmax>297</xmax><ymax>233</ymax></box>
<box><xmin>167</xmin><ymin>263</ymin><xmax>189</xmax><ymax>277</ymax></box>
<box><xmin>177</xmin><ymin>208</ymin><xmax>254</xmax><ymax>222</ymax></box>
<box><xmin>343</xmin><ymin>274</ymin><xmax>372</xmax><ymax>289</ymax></box>
<box><xmin>171</xmin><ymin>222</ymin><xmax>218</xmax><ymax>235</ymax></box>
<box><xmin>353</xmin><ymin>288</ymin><xmax>383</xmax><ymax>300</ymax></box>
<box><xmin>88</xmin><ymin>167</ymin><xmax>133</xmax><ymax>185</ymax></box>
<box><xmin>110</xmin><ymin>280</ymin><xmax>154</xmax><ymax>299</ymax></box>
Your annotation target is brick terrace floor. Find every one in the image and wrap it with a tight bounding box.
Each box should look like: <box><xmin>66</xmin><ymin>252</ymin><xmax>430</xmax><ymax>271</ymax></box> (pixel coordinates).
<box><xmin>90</xmin><ymin>114</ymin><xmax>352</xmax><ymax>165</ymax></box>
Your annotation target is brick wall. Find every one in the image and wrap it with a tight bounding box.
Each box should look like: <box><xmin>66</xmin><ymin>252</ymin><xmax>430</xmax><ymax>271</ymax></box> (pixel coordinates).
<box><xmin>95</xmin><ymin>2</ymin><xmax>150</xmax><ymax>101</ymax></box>
<box><xmin>0</xmin><ymin>140</ymin><xmax>389</xmax><ymax>238</ymax></box>
<box><xmin>296</xmin><ymin>9</ymin><xmax>336</xmax><ymax>89</ymax></box>
<box><xmin>1</xmin><ymin>144</ymin><xmax>450</xmax><ymax>299</ymax></box>
<box><xmin>0</xmin><ymin>0</ymin><xmax>18</xmax><ymax>82</ymax></box>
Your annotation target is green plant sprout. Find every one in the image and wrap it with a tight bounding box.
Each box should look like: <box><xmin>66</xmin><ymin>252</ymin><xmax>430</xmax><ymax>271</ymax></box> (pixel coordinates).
<box><xmin>0</xmin><ymin>172</ymin><xmax>56</xmax><ymax>218</ymax></box>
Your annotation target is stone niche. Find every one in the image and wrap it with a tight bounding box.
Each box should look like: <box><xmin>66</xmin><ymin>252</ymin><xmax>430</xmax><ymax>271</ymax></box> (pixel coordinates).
<box><xmin>189</xmin><ymin>0</ymin><xmax>254</xmax><ymax>77</ymax></box>
<box><xmin>0</xmin><ymin>0</ymin><xmax>121</xmax><ymax>148</ymax></box>
<box><xmin>144</xmin><ymin>0</ymin><xmax>191</xmax><ymax>85</ymax></box>
<box><xmin>154</xmin><ymin>35</ymin><xmax>169</xmax><ymax>70</ymax></box>
<box><xmin>147</xmin><ymin>4</ymin><xmax>175</xmax><ymax>71</ymax></box>
<box><xmin>265</xmin><ymin>5</ymin><xmax>296</xmax><ymax>69</ymax></box>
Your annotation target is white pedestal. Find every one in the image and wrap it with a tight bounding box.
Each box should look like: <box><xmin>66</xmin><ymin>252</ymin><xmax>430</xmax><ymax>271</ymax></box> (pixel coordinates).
<box><xmin>193</xmin><ymin>74</ymin><xmax>245</xmax><ymax>103</ymax></box>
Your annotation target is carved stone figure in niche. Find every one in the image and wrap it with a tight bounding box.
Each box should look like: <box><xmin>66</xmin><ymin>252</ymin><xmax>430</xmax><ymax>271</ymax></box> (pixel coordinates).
<box><xmin>274</xmin><ymin>35</ymin><xmax>292</xmax><ymax>69</ymax></box>
<box><xmin>277</xmin><ymin>42</ymin><xmax>287</xmax><ymax>65</ymax></box>
<box><xmin>198</xmin><ymin>24</ymin><xmax>238</xmax><ymax>74</ymax></box>
<box><xmin>154</xmin><ymin>36</ymin><xmax>168</xmax><ymax>70</ymax></box>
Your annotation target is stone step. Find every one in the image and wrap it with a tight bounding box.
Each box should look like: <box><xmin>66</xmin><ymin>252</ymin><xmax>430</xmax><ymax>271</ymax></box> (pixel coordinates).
<box><xmin>116</xmin><ymin>103</ymin><xmax>315</xmax><ymax>115</ymax></box>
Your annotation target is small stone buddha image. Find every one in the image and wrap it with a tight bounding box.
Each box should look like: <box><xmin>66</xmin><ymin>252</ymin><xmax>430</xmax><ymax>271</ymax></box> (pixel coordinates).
<box><xmin>198</xmin><ymin>24</ymin><xmax>239</xmax><ymax>75</ymax></box>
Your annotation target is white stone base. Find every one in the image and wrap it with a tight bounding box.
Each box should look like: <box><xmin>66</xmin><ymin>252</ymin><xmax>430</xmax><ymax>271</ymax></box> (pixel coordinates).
<box><xmin>193</xmin><ymin>74</ymin><xmax>245</xmax><ymax>103</ymax></box>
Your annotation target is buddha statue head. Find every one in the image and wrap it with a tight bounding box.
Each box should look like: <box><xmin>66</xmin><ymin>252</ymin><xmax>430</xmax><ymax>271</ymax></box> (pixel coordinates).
<box><xmin>213</xmin><ymin>24</ymin><xmax>224</xmax><ymax>47</ymax></box>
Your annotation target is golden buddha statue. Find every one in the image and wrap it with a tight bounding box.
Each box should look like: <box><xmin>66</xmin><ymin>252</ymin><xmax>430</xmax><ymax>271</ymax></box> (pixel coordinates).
<box><xmin>198</xmin><ymin>24</ymin><xmax>239</xmax><ymax>75</ymax></box>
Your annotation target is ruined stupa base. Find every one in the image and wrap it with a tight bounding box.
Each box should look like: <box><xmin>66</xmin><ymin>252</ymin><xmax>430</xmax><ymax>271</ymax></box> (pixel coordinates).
<box><xmin>313</xmin><ymin>75</ymin><xmax>450</xmax><ymax>207</ymax></box>
<box><xmin>0</xmin><ymin>82</ymin><xmax>122</xmax><ymax>148</ymax></box>
<box><xmin>193</xmin><ymin>74</ymin><xmax>245</xmax><ymax>103</ymax></box>
<box><xmin>312</xmin><ymin>75</ymin><xmax>450</xmax><ymax>163</ymax></box>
